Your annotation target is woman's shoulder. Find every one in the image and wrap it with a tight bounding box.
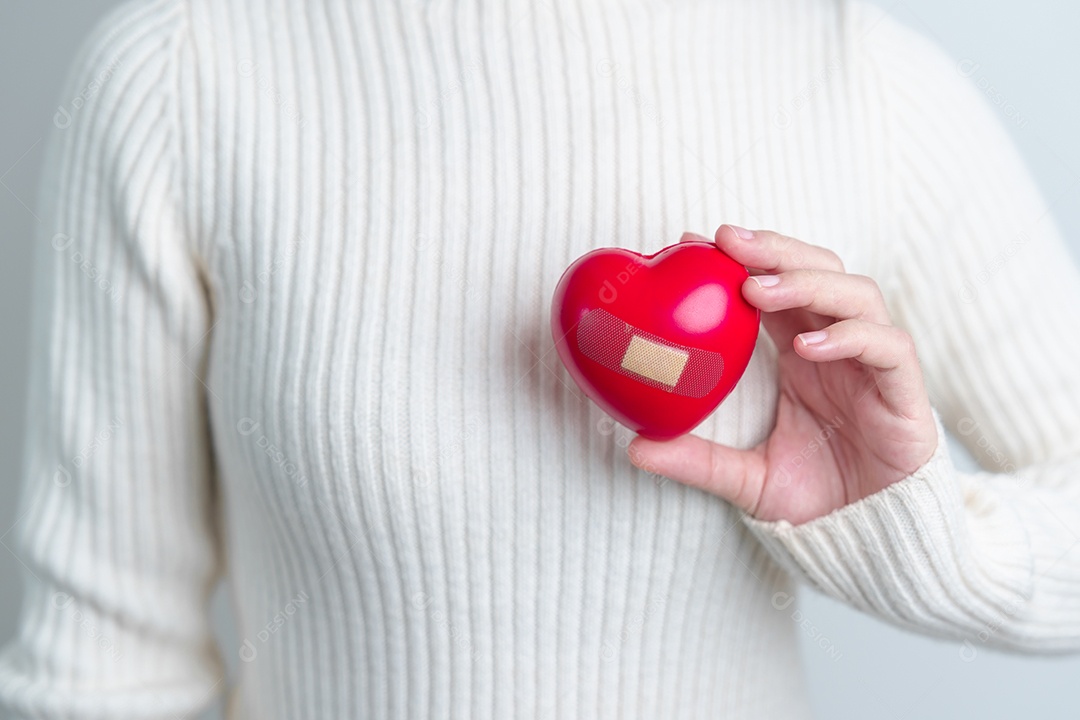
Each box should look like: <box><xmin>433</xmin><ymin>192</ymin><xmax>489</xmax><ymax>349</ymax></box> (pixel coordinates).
<box><xmin>59</xmin><ymin>0</ymin><xmax>190</xmax><ymax>120</ymax></box>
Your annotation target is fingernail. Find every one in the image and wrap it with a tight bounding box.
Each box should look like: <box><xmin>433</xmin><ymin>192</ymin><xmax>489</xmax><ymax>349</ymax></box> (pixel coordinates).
<box><xmin>752</xmin><ymin>274</ymin><xmax>780</xmax><ymax>288</ymax></box>
<box><xmin>728</xmin><ymin>225</ymin><xmax>754</xmax><ymax>240</ymax></box>
<box><xmin>798</xmin><ymin>330</ymin><xmax>828</xmax><ymax>346</ymax></box>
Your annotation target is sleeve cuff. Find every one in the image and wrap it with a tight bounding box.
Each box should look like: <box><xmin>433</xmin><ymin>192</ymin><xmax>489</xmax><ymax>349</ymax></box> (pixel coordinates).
<box><xmin>741</xmin><ymin>407</ymin><xmax>1033</xmax><ymax>635</ymax></box>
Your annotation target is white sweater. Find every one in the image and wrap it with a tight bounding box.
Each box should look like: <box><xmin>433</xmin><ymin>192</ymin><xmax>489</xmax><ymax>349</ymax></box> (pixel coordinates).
<box><xmin>4</xmin><ymin>0</ymin><xmax>1080</xmax><ymax>717</ymax></box>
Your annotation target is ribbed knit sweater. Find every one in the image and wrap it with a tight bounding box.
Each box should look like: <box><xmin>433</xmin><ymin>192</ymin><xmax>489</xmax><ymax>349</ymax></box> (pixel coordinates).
<box><xmin>4</xmin><ymin>0</ymin><xmax>1080</xmax><ymax>717</ymax></box>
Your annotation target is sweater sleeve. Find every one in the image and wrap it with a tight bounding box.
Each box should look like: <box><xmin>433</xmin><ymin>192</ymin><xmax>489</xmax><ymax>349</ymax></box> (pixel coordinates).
<box><xmin>742</xmin><ymin>4</ymin><xmax>1080</xmax><ymax>653</ymax></box>
<box><xmin>0</xmin><ymin>1</ymin><xmax>226</xmax><ymax>716</ymax></box>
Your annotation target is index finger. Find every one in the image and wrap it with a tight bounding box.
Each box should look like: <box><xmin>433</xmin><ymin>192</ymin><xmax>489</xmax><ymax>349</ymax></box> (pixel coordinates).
<box><xmin>714</xmin><ymin>225</ymin><xmax>845</xmax><ymax>274</ymax></box>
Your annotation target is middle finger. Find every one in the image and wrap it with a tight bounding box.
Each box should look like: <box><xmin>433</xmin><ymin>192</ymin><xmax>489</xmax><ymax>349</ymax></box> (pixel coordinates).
<box><xmin>741</xmin><ymin>268</ymin><xmax>892</xmax><ymax>325</ymax></box>
<box><xmin>713</xmin><ymin>225</ymin><xmax>846</xmax><ymax>274</ymax></box>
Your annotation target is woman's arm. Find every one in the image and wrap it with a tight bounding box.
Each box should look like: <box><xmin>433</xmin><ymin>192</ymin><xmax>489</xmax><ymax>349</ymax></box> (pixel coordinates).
<box><xmin>0</xmin><ymin>0</ymin><xmax>226</xmax><ymax>716</ymax></box>
<box><xmin>744</xmin><ymin>4</ymin><xmax>1080</xmax><ymax>652</ymax></box>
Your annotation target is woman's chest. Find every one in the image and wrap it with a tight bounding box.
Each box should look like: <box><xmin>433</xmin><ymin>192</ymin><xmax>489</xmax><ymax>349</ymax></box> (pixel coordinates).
<box><xmin>195</xmin><ymin>5</ymin><xmax>889</xmax><ymax>514</ymax></box>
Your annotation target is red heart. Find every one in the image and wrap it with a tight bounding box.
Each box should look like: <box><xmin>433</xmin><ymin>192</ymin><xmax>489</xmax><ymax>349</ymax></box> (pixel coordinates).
<box><xmin>551</xmin><ymin>241</ymin><xmax>760</xmax><ymax>440</ymax></box>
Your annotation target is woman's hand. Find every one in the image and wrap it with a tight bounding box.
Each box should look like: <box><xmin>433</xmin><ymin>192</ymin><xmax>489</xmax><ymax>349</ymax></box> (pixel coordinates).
<box><xmin>627</xmin><ymin>225</ymin><xmax>939</xmax><ymax>525</ymax></box>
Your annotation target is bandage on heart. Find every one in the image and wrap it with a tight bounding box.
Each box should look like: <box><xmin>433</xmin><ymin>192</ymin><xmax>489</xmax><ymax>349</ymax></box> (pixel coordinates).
<box><xmin>575</xmin><ymin>307</ymin><xmax>724</xmax><ymax>398</ymax></box>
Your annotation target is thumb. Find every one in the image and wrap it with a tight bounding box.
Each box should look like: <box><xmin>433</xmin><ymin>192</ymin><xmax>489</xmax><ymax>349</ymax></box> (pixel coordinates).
<box><xmin>627</xmin><ymin>434</ymin><xmax>765</xmax><ymax>512</ymax></box>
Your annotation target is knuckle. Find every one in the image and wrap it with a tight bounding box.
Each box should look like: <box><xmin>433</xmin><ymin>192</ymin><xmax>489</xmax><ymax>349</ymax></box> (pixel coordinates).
<box><xmin>708</xmin><ymin>442</ymin><xmax>730</xmax><ymax>496</ymax></box>
<box><xmin>822</xmin><ymin>248</ymin><xmax>845</xmax><ymax>272</ymax></box>
<box><xmin>855</xmin><ymin>273</ymin><xmax>882</xmax><ymax>295</ymax></box>
<box><xmin>769</xmin><ymin>231</ymin><xmax>803</xmax><ymax>261</ymax></box>
<box><xmin>708</xmin><ymin>441</ymin><xmax>724</xmax><ymax>477</ymax></box>
<box><xmin>824</xmin><ymin>282</ymin><xmax>847</xmax><ymax>311</ymax></box>
<box><xmin>853</xmin><ymin>274</ymin><xmax>886</xmax><ymax>315</ymax></box>
<box><xmin>789</xmin><ymin>269</ymin><xmax>823</xmax><ymax>304</ymax></box>
<box><xmin>893</xmin><ymin>327</ymin><xmax>917</xmax><ymax>356</ymax></box>
<box><xmin>870</xmin><ymin>281</ymin><xmax>886</xmax><ymax>306</ymax></box>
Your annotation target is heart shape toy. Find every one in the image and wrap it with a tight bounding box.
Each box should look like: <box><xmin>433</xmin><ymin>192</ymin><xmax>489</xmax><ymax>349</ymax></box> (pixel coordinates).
<box><xmin>550</xmin><ymin>240</ymin><xmax>760</xmax><ymax>440</ymax></box>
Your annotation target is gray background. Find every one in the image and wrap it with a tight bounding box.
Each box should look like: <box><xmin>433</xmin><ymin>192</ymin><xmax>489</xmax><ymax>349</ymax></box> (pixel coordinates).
<box><xmin>3</xmin><ymin>2</ymin><xmax>1080</xmax><ymax>718</ymax></box>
